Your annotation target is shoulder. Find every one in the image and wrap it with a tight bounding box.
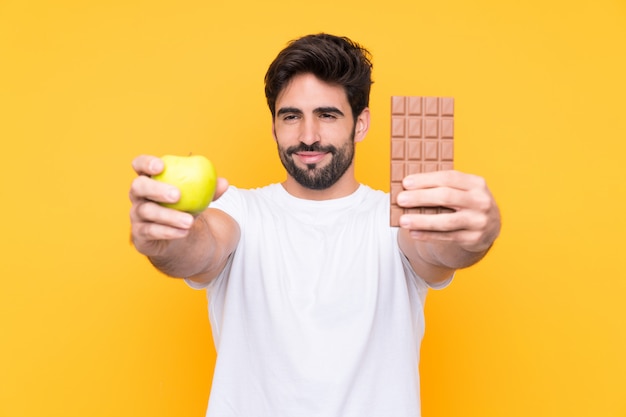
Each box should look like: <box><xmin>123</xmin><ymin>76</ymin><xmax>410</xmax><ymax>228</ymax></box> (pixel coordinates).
<box><xmin>356</xmin><ymin>184</ymin><xmax>390</xmax><ymax>211</ymax></box>
<box><xmin>363</xmin><ymin>184</ymin><xmax>388</xmax><ymax>199</ymax></box>
<box><xmin>213</xmin><ymin>184</ymin><xmax>280</xmax><ymax>204</ymax></box>
<box><xmin>211</xmin><ymin>184</ymin><xmax>281</xmax><ymax>222</ymax></box>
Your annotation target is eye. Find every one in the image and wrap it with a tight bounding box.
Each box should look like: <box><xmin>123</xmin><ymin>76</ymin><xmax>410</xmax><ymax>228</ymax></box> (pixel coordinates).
<box><xmin>320</xmin><ymin>113</ymin><xmax>337</xmax><ymax>120</ymax></box>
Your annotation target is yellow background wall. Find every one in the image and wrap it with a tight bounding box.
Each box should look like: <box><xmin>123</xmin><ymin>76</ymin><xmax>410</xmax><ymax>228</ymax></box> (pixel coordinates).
<box><xmin>1</xmin><ymin>0</ymin><xmax>625</xmax><ymax>416</ymax></box>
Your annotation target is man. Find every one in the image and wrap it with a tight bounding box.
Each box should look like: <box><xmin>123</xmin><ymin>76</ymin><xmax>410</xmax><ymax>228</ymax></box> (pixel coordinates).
<box><xmin>129</xmin><ymin>33</ymin><xmax>501</xmax><ymax>417</ymax></box>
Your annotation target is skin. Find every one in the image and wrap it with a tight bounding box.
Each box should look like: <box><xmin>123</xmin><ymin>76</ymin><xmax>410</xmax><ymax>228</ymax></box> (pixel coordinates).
<box><xmin>272</xmin><ymin>73</ymin><xmax>369</xmax><ymax>200</ymax></box>
<box><xmin>129</xmin><ymin>73</ymin><xmax>501</xmax><ymax>286</ymax></box>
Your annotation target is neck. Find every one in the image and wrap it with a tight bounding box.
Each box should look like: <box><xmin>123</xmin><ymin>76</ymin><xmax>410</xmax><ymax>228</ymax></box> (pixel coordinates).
<box><xmin>282</xmin><ymin>167</ymin><xmax>359</xmax><ymax>201</ymax></box>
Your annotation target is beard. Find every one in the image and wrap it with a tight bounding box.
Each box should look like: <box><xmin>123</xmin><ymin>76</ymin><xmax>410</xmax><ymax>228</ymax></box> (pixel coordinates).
<box><xmin>277</xmin><ymin>130</ymin><xmax>356</xmax><ymax>190</ymax></box>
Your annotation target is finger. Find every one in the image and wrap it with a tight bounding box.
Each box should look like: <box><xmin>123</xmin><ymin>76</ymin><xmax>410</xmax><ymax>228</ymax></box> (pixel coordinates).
<box><xmin>400</xmin><ymin>208</ymin><xmax>491</xmax><ymax>237</ymax></box>
<box><xmin>402</xmin><ymin>170</ymin><xmax>484</xmax><ymax>191</ymax></box>
<box><xmin>399</xmin><ymin>211</ymin><xmax>466</xmax><ymax>232</ymax></box>
<box><xmin>133</xmin><ymin>200</ymin><xmax>194</xmax><ymax>230</ymax></box>
<box><xmin>213</xmin><ymin>177</ymin><xmax>229</xmax><ymax>201</ymax></box>
<box><xmin>409</xmin><ymin>227</ymin><xmax>495</xmax><ymax>253</ymax></box>
<box><xmin>129</xmin><ymin>175</ymin><xmax>181</xmax><ymax>205</ymax></box>
<box><xmin>407</xmin><ymin>228</ymin><xmax>482</xmax><ymax>244</ymax></box>
<box><xmin>131</xmin><ymin>155</ymin><xmax>164</xmax><ymax>176</ymax></box>
<box><xmin>396</xmin><ymin>187</ymin><xmax>470</xmax><ymax>210</ymax></box>
<box><xmin>133</xmin><ymin>221</ymin><xmax>191</xmax><ymax>242</ymax></box>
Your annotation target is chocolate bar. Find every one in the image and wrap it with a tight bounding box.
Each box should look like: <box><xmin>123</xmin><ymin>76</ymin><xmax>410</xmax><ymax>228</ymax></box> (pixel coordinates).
<box><xmin>390</xmin><ymin>96</ymin><xmax>454</xmax><ymax>226</ymax></box>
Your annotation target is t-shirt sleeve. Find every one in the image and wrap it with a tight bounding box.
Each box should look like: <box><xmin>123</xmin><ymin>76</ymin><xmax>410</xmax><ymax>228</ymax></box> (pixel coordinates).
<box><xmin>208</xmin><ymin>185</ymin><xmax>246</xmax><ymax>226</ymax></box>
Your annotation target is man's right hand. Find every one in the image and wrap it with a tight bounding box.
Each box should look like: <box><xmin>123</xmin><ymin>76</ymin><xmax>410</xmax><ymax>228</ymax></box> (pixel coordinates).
<box><xmin>129</xmin><ymin>154</ymin><xmax>229</xmax><ymax>258</ymax></box>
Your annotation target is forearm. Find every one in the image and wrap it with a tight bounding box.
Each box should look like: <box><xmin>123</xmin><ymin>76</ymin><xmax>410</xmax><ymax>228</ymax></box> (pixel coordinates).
<box><xmin>148</xmin><ymin>209</ymin><xmax>239</xmax><ymax>280</ymax></box>
<box><xmin>147</xmin><ymin>215</ymin><xmax>211</xmax><ymax>278</ymax></box>
<box><xmin>398</xmin><ymin>228</ymin><xmax>493</xmax><ymax>285</ymax></box>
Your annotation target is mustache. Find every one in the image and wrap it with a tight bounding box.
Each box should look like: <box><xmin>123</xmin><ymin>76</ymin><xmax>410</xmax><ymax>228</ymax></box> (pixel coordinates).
<box><xmin>285</xmin><ymin>142</ymin><xmax>337</xmax><ymax>155</ymax></box>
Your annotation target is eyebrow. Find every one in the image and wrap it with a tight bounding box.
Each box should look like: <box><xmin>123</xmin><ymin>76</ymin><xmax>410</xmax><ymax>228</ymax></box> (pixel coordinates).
<box><xmin>276</xmin><ymin>107</ymin><xmax>302</xmax><ymax>117</ymax></box>
<box><xmin>315</xmin><ymin>106</ymin><xmax>344</xmax><ymax>117</ymax></box>
<box><xmin>276</xmin><ymin>106</ymin><xmax>345</xmax><ymax>117</ymax></box>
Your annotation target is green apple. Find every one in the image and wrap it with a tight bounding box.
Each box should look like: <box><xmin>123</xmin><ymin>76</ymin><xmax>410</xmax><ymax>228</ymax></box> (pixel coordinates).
<box><xmin>152</xmin><ymin>154</ymin><xmax>217</xmax><ymax>215</ymax></box>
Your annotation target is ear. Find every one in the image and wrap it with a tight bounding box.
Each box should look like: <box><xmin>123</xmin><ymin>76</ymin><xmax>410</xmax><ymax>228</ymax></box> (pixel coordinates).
<box><xmin>354</xmin><ymin>108</ymin><xmax>370</xmax><ymax>143</ymax></box>
<box><xmin>271</xmin><ymin>120</ymin><xmax>277</xmax><ymax>142</ymax></box>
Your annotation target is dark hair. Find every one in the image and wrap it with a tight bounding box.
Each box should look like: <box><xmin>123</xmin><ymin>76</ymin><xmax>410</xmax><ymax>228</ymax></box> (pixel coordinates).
<box><xmin>264</xmin><ymin>33</ymin><xmax>373</xmax><ymax>121</ymax></box>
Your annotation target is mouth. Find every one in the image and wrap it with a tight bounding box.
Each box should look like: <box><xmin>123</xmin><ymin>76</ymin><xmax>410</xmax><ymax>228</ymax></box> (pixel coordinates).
<box><xmin>294</xmin><ymin>151</ymin><xmax>329</xmax><ymax>165</ymax></box>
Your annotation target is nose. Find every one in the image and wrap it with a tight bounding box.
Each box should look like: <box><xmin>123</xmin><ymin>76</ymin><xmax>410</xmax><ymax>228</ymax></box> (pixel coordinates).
<box><xmin>299</xmin><ymin>117</ymin><xmax>321</xmax><ymax>146</ymax></box>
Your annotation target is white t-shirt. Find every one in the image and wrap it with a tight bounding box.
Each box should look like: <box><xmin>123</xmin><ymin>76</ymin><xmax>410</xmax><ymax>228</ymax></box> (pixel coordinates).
<box><xmin>188</xmin><ymin>183</ymin><xmax>443</xmax><ymax>417</ymax></box>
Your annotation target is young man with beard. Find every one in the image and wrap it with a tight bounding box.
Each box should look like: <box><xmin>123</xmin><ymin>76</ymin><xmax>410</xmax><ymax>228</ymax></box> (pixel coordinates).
<box><xmin>129</xmin><ymin>33</ymin><xmax>501</xmax><ymax>417</ymax></box>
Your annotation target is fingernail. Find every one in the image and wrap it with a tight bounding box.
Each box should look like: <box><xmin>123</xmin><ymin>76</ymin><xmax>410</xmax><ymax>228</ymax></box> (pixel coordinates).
<box><xmin>150</xmin><ymin>159</ymin><xmax>163</xmax><ymax>173</ymax></box>
<box><xmin>181</xmin><ymin>215</ymin><xmax>193</xmax><ymax>228</ymax></box>
<box><xmin>403</xmin><ymin>177</ymin><xmax>414</xmax><ymax>188</ymax></box>
<box><xmin>167</xmin><ymin>188</ymin><xmax>179</xmax><ymax>202</ymax></box>
<box><xmin>399</xmin><ymin>216</ymin><xmax>410</xmax><ymax>227</ymax></box>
